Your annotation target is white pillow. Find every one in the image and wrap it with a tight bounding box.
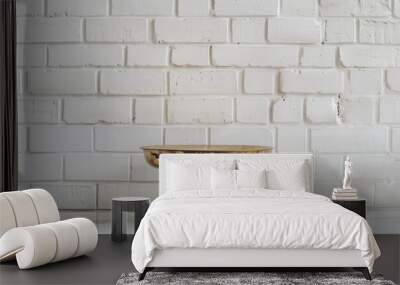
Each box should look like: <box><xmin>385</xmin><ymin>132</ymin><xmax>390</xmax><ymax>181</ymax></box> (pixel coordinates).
<box><xmin>237</xmin><ymin>169</ymin><xmax>267</xmax><ymax>188</ymax></box>
<box><xmin>211</xmin><ymin>169</ymin><xmax>268</xmax><ymax>190</ymax></box>
<box><xmin>165</xmin><ymin>159</ymin><xmax>236</xmax><ymax>192</ymax></box>
<box><xmin>238</xmin><ymin>159</ymin><xmax>309</xmax><ymax>191</ymax></box>
<box><xmin>211</xmin><ymin>168</ymin><xmax>236</xmax><ymax>190</ymax></box>
<box><xmin>167</xmin><ymin>162</ymin><xmax>211</xmax><ymax>191</ymax></box>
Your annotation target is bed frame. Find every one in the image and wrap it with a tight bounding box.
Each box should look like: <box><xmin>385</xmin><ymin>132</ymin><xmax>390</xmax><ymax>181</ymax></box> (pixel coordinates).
<box><xmin>139</xmin><ymin>154</ymin><xmax>371</xmax><ymax>281</ymax></box>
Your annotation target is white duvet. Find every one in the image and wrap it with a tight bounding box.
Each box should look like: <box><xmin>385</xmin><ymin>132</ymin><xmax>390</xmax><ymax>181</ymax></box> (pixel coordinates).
<box><xmin>131</xmin><ymin>190</ymin><xmax>380</xmax><ymax>273</ymax></box>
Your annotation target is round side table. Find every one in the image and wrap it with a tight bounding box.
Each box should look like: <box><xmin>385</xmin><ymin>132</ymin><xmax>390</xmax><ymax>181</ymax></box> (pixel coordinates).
<box><xmin>111</xmin><ymin>197</ymin><xmax>150</xmax><ymax>242</ymax></box>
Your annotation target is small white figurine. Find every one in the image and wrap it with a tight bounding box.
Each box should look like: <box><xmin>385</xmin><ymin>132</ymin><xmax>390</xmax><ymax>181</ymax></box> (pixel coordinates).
<box><xmin>343</xmin><ymin>156</ymin><xmax>352</xmax><ymax>190</ymax></box>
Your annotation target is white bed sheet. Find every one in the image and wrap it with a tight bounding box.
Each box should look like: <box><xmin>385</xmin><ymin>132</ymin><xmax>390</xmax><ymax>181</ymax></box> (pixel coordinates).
<box><xmin>131</xmin><ymin>190</ymin><xmax>380</xmax><ymax>273</ymax></box>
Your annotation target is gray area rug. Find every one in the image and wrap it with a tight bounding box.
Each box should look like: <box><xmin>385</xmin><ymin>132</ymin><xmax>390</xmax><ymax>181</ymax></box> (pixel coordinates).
<box><xmin>116</xmin><ymin>272</ymin><xmax>396</xmax><ymax>285</ymax></box>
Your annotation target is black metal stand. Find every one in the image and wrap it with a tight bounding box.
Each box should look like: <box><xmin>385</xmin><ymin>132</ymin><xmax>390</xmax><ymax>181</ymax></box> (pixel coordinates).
<box><xmin>138</xmin><ymin>267</ymin><xmax>150</xmax><ymax>281</ymax></box>
<box><xmin>354</xmin><ymin>267</ymin><xmax>372</xmax><ymax>280</ymax></box>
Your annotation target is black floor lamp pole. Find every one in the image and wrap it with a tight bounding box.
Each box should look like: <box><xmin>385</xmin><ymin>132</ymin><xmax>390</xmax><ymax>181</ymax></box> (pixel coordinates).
<box><xmin>0</xmin><ymin>0</ymin><xmax>17</xmax><ymax>192</ymax></box>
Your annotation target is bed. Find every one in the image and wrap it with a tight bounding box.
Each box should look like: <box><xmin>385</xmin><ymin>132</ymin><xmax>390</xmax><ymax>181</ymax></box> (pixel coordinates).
<box><xmin>131</xmin><ymin>153</ymin><xmax>380</xmax><ymax>280</ymax></box>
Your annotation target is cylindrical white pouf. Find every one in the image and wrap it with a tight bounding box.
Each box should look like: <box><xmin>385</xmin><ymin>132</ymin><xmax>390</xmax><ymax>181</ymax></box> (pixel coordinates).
<box><xmin>1</xmin><ymin>192</ymin><xmax>39</xmax><ymax>227</ymax></box>
<box><xmin>0</xmin><ymin>218</ymin><xmax>97</xmax><ymax>269</ymax></box>
<box><xmin>0</xmin><ymin>196</ymin><xmax>17</xmax><ymax>237</ymax></box>
<box><xmin>64</xmin><ymin>218</ymin><xmax>98</xmax><ymax>257</ymax></box>
<box><xmin>43</xmin><ymin>221</ymin><xmax>79</xmax><ymax>262</ymax></box>
<box><xmin>24</xmin><ymin>189</ymin><xmax>60</xmax><ymax>224</ymax></box>
<box><xmin>0</xmin><ymin>226</ymin><xmax>57</xmax><ymax>269</ymax></box>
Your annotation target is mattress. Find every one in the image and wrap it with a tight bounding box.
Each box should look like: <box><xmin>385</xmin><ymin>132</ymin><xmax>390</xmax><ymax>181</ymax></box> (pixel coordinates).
<box><xmin>131</xmin><ymin>190</ymin><xmax>380</xmax><ymax>273</ymax></box>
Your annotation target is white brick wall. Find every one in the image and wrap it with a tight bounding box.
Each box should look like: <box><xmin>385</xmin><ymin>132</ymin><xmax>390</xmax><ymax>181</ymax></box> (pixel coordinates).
<box><xmin>98</xmin><ymin>183</ymin><xmax>158</xmax><ymax>209</ymax></box>
<box><xmin>348</xmin><ymin>69</ymin><xmax>382</xmax><ymax>95</ymax></box>
<box><xmin>127</xmin><ymin>45</ymin><xmax>168</xmax><ymax>67</ymax></box>
<box><xmin>170</xmin><ymin>70</ymin><xmax>238</xmax><ymax>94</ymax></box>
<box><xmin>47</xmin><ymin>0</ymin><xmax>108</xmax><ymax>16</ymax></box>
<box><xmin>268</xmin><ymin>18</ymin><xmax>322</xmax><ymax>43</ymax></box>
<box><xmin>17</xmin><ymin>0</ymin><xmax>400</xmax><ymax>233</ymax></box>
<box><xmin>86</xmin><ymin>19</ymin><xmax>148</xmax><ymax>42</ymax></box>
<box><xmin>360</xmin><ymin>20</ymin><xmax>400</xmax><ymax>44</ymax></box>
<box><xmin>171</xmin><ymin>45</ymin><xmax>210</xmax><ymax>66</ymax></box>
<box><xmin>396</xmin><ymin>0</ymin><xmax>400</xmax><ymax>16</ymax></box>
<box><xmin>18</xmin><ymin>126</ymin><xmax>27</xmax><ymax>153</ymax></box>
<box><xmin>33</xmin><ymin>183</ymin><xmax>97</xmax><ymax>210</ymax></box>
<box><xmin>280</xmin><ymin>70</ymin><xmax>344</xmax><ymax>94</ymax></box>
<box><xmin>380</xmin><ymin>96</ymin><xmax>400</xmax><ymax>123</ymax></box>
<box><xmin>311</xmin><ymin>128</ymin><xmax>387</xmax><ymax>153</ymax></box>
<box><xmin>325</xmin><ymin>18</ymin><xmax>355</xmax><ymax>43</ymax></box>
<box><xmin>212</xmin><ymin>45</ymin><xmax>299</xmax><ymax>67</ymax></box>
<box><xmin>375</xmin><ymin>181</ymin><xmax>400</xmax><ymax>208</ymax></box>
<box><xmin>340</xmin><ymin>46</ymin><xmax>400</xmax><ymax>67</ymax></box>
<box><xmin>320</xmin><ymin>0</ymin><xmax>391</xmax><ymax>17</ymax></box>
<box><xmin>17</xmin><ymin>44</ymin><xmax>46</xmax><ymax>67</ymax></box>
<box><xmin>167</xmin><ymin>97</ymin><xmax>233</xmax><ymax>124</ymax></box>
<box><xmin>111</xmin><ymin>0</ymin><xmax>174</xmax><ymax>16</ymax></box>
<box><xmin>277</xmin><ymin>127</ymin><xmax>306</xmax><ymax>152</ymax></box>
<box><xmin>236</xmin><ymin>98</ymin><xmax>270</xmax><ymax>123</ymax></box>
<box><xmin>29</xmin><ymin>69</ymin><xmax>97</xmax><ymax>94</ymax></box>
<box><xmin>342</xmin><ymin>98</ymin><xmax>375</xmax><ymax>124</ymax></box>
<box><xmin>315</xmin><ymin>155</ymin><xmax>343</xmax><ymax>182</ymax></box>
<box><xmin>178</xmin><ymin>0</ymin><xmax>209</xmax><ymax>16</ymax></box>
<box><xmin>306</xmin><ymin>97</ymin><xmax>336</xmax><ymax>124</ymax></box>
<box><xmin>29</xmin><ymin>126</ymin><xmax>93</xmax><ymax>152</ymax></box>
<box><xmin>49</xmin><ymin>45</ymin><xmax>124</xmax><ymax>67</ymax></box>
<box><xmin>131</xmin><ymin>153</ymin><xmax>158</xmax><ymax>182</ymax></box>
<box><xmin>18</xmin><ymin>99</ymin><xmax>59</xmax><ymax>123</ymax></box>
<box><xmin>165</xmin><ymin>127</ymin><xmax>207</xmax><ymax>144</ymax></box>
<box><xmin>210</xmin><ymin>127</ymin><xmax>274</xmax><ymax>145</ymax></box>
<box><xmin>272</xmin><ymin>97</ymin><xmax>302</xmax><ymax>123</ymax></box>
<box><xmin>95</xmin><ymin>126</ymin><xmax>162</xmax><ymax>151</ymax></box>
<box><xmin>351</xmin><ymin>155</ymin><xmax>400</xmax><ymax>180</ymax></box>
<box><xmin>17</xmin><ymin>18</ymin><xmax>82</xmax><ymax>43</ymax></box>
<box><xmin>281</xmin><ymin>0</ymin><xmax>317</xmax><ymax>17</ymax></box>
<box><xmin>301</xmin><ymin>47</ymin><xmax>336</xmax><ymax>67</ymax></box>
<box><xmin>65</xmin><ymin>154</ymin><xmax>130</xmax><ymax>181</ymax></box>
<box><xmin>393</xmin><ymin>129</ymin><xmax>400</xmax><ymax>153</ymax></box>
<box><xmin>232</xmin><ymin>18</ymin><xmax>266</xmax><ymax>43</ymax></box>
<box><xmin>63</xmin><ymin>98</ymin><xmax>132</xmax><ymax>124</ymax></box>
<box><xmin>386</xmin><ymin>69</ymin><xmax>400</xmax><ymax>92</ymax></box>
<box><xmin>19</xmin><ymin>154</ymin><xmax>63</xmax><ymax>181</ymax></box>
<box><xmin>17</xmin><ymin>0</ymin><xmax>44</xmax><ymax>16</ymax></box>
<box><xmin>134</xmin><ymin>98</ymin><xmax>164</xmax><ymax>124</ymax></box>
<box><xmin>244</xmin><ymin>69</ymin><xmax>275</xmax><ymax>94</ymax></box>
<box><xmin>214</xmin><ymin>0</ymin><xmax>278</xmax><ymax>16</ymax></box>
<box><xmin>100</xmin><ymin>69</ymin><xmax>166</xmax><ymax>95</ymax></box>
<box><xmin>155</xmin><ymin>18</ymin><xmax>229</xmax><ymax>43</ymax></box>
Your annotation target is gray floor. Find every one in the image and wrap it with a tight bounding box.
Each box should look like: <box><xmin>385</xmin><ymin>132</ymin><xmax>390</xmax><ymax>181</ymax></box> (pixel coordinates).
<box><xmin>0</xmin><ymin>235</ymin><xmax>399</xmax><ymax>285</ymax></box>
<box><xmin>0</xmin><ymin>235</ymin><xmax>133</xmax><ymax>285</ymax></box>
